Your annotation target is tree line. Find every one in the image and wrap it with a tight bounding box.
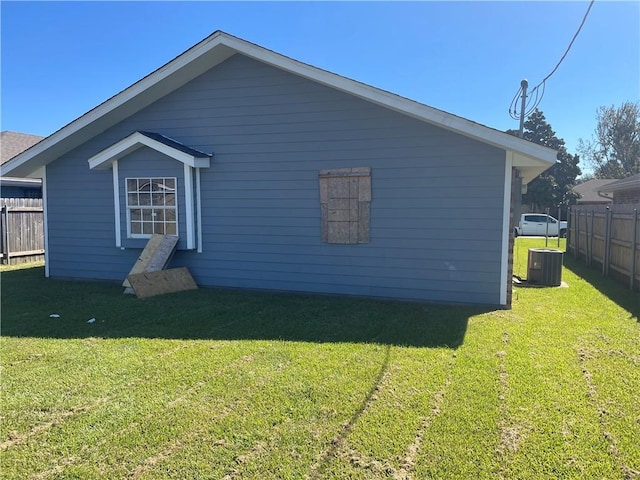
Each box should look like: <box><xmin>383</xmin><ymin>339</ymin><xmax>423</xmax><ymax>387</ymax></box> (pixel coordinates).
<box><xmin>508</xmin><ymin>101</ymin><xmax>639</xmax><ymax>213</ymax></box>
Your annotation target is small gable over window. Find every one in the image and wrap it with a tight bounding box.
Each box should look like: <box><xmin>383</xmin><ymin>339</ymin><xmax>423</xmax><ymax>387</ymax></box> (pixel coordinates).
<box><xmin>88</xmin><ymin>131</ymin><xmax>211</xmax><ymax>170</ymax></box>
<box><xmin>319</xmin><ymin>167</ymin><xmax>371</xmax><ymax>244</ymax></box>
<box><xmin>88</xmin><ymin>131</ymin><xmax>212</xmax><ymax>251</ymax></box>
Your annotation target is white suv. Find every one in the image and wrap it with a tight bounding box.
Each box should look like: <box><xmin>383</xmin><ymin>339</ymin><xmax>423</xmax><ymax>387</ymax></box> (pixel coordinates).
<box><xmin>515</xmin><ymin>214</ymin><xmax>567</xmax><ymax>237</ymax></box>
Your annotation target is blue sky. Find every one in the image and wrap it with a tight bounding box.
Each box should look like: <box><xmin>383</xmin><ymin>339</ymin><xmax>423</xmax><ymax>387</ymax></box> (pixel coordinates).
<box><xmin>1</xmin><ymin>1</ymin><xmax>638</xmax><ymax>173</ymax></box>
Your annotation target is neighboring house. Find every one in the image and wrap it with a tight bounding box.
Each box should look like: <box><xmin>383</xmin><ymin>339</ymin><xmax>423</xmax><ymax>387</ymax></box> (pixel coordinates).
<box><xmin>3</xmin><ymin>31</ymin><xmax>557</xmax><ymax>307</ymax></box>
<box><xmin>572</xmin><ymin>179</ymin><xmax>616</xmax><ymax>205</ymax></box>
<box><xmin>1</xmin><ymin>131</ymin><xmax>44</xmax><ymax>198</ymax></box>
<box><xmin>598</xmin><ymin>174</ymin><xmax>640</xmax><ymax>205</ymax></box>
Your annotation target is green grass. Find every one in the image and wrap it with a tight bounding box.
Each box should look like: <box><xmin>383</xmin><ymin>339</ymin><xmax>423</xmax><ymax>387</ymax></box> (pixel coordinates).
<box><xmin>1</xmin><ymin>238</ymin><xmax>638</xmax><ymax>479</ymax></box>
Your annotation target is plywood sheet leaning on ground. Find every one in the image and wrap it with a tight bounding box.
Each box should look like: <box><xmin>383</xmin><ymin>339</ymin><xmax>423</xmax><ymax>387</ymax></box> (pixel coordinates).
<box><xmin>127</xmin><ymin>267</ymin><xmax>198</xmax><ymax>299</ymax></box>
<box><xmin>122</xmin><ymin>235</ymin><xmax>179</xmax><ymax>290</ymax></box>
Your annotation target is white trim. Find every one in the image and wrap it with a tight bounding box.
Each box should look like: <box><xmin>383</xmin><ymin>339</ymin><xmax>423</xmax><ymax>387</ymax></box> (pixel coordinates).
<box><xmin>500</xmin><ymin>152</ymin><xmax>514</xmax><ymax>306</ymax></box>
<box><xmin>184</xmin><ymin>164</ymin><xmax>195</xmax><ymax>249</ymax></box>
<box><xmin>6</xmin><ymin>31</ymin><xmax>555</xmax><ymax>179</ymax></box>
<box><xmin>88</xmin><ymin>131</ymin><xmax>210</xmax><ymax>170</ymax></box>
<box><xmin>195</xmin><ymin>167</ymin><xmax>203</xmax><ymax>253</ymax></box>
<box><xmin>32</xmin><ymin>167</ymin><xmax>50</xmax><ymax>277</ymax></box>
<box><xmin>112</xmin><ymin>160</ymin><xmax>121</xmax><ymax>247</ymax></box>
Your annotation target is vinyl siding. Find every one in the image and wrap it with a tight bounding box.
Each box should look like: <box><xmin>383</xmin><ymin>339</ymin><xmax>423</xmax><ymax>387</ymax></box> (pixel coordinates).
<box><xmin>45</xmin><ymin>54</ymin><xmax>507</xmax><ymax>305</ymax></box>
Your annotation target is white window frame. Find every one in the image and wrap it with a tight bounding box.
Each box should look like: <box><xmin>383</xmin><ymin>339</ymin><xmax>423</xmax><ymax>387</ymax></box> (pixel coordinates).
<box><xmin>124</xmin><ymin>176</ymin><xmax>179</xmax><ymax>239</ymax></box>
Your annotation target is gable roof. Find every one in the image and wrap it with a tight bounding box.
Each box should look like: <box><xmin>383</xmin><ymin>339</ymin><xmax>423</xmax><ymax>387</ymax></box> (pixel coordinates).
<box><xmin>1</xmin><ymin>131</ymin><xmax>44</xmax><ymax>165</ymax></box>
<box><xmin>2</xmin><ymin>31</ymin><xmax>557</xmax><ymax>183</ymax></box>
<box><xmin>88</xmin><ymin>131</ymin><xmax>212</xmax><ymax>170</ymax></box>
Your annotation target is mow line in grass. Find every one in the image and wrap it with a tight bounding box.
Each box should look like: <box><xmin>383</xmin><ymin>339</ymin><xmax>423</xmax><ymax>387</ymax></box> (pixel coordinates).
<box><xmin>577</xmin><ymin>346</ymin><xmax>640</xmax><ymax>479</ymax></box>
<box><xmin>9</xmin><ymin>344</ymin><xmax>269</xmax><ymax>480</ymax></box>
<box><xmin>0</xmin><ymin>399</ymin><xmax>107</xmax><ymax>451</ymax></box>
<box><xmin>126</xmin><ymin>350</ymin><xmax>274</xmax><ymax>479</ymax></box>
<box><xmin>307</xmin><ymin>344</ymin><xmax>392</xmax><ymax>480</ymax></box>
<box><xmin>495</xmin><ymin>331</ymin><xmax>522</xmax><ymax>480</ymax></box>
<box><xmin>393</xmin><ymin>352</ymin><xmax>456</xmax><ymax>480</ymax></box>
<box><xmin>31</xmin><ymin>347</ymin><xmax>275</xmax><ymax>480</ymax></box>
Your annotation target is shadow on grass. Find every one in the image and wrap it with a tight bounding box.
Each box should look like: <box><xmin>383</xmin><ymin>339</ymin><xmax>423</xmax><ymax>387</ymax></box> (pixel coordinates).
<box><xmin>563</xmin><ymin>256</ymin><xmax>639</xmax><ymax>321</ymax></box>
<box><xmin>0</xmin><ymin>267</ymin><xmax>491</xmax><ymax>348</ymax></box>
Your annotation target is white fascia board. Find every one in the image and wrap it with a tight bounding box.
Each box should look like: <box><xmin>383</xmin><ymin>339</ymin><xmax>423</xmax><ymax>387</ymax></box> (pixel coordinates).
<box><xmin>88</xmin><ymin>132</ymin><xmax>210</xmax><ymax>170</ymax></box>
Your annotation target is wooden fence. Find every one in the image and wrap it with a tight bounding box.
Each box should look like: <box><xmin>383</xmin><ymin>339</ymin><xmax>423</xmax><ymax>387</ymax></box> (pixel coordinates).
<box><xmin>0</xmin><ymin>198</ymin><xmax>45</xmax><ymax>265</ymax></box>
<box><xmin>568</xmin><ymin>204</ymin><xmax>640</xmax><ymax>291</ymax></box>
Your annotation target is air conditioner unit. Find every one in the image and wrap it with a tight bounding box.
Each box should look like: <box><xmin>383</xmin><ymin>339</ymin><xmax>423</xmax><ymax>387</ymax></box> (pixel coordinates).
<box><xmin>527</xmin><ymin>248</ymin><xmax>563</xmax><ymax>286</ymax></box>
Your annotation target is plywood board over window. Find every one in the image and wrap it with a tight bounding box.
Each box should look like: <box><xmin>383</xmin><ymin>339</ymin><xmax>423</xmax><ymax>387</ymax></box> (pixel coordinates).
<box><xmin>319</xmin><ymin>167</ymin><xmax>371</xmax><ymax>244</ymax></box>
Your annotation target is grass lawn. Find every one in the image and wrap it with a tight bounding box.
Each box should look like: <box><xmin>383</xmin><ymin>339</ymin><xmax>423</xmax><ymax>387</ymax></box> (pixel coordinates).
<box><xmin>1</xmin><ymin>238</ymin><xmax>638</xmax><ymax>479</ymax></box>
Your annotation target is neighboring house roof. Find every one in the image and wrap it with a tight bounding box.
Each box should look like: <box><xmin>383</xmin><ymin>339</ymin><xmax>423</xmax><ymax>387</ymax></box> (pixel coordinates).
<box><xmin>0</xmin><ymin>131</ymin><xmax>44</xmax><ymax>166</ymax></box>
<box><xmin>573</xmin><ymin>179</ymin><xmax>617</xmax><ymax>204</ymax></box>
<box><xmin>1</xmin><ymin>131</ymin><xmax>44</xmax><ymax>193</ymax></box>
<box><xmin>2</xmin><ymin>31</ymin><xmax>557</xmax><ymax>183</ymax></box>
<box><xmin>598</xmin><ymin>174</ymin><xmax>640</xmax><ymax>193</ymax></box>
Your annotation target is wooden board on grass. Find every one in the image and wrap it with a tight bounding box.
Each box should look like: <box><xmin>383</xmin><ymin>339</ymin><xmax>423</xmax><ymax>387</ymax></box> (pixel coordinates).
<box><xmin>127</xmin><ymin>267</ymin><xmax>197</xmax><ymax>299</ymax></box>
<box><xmin>122</xmin><ymin>234</ymin><xmax>179</xmax><ymax>289</ymax></box>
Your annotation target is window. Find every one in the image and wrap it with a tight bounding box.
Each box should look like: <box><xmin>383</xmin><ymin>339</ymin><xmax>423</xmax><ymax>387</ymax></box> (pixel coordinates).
<box><xmin>319</xmin><ymin>167</ymin><xmax>371</xmax><ymax>244</ymax></box>
<box><xmin>126</xmin><ymin>177</ymin><xmax>177</xmax><ymax>237</ymax></box>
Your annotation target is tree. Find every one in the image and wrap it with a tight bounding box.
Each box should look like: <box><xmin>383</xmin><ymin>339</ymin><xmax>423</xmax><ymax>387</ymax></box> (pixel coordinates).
<box><xmin>507</xmin><ymin>109</ymin><xmax>581</xmax><ymax>213</ymax></box>
<box><xmin>577</xmin><ymin>101</ymin><xmax>640</xmax><ymax>178</ymax></box>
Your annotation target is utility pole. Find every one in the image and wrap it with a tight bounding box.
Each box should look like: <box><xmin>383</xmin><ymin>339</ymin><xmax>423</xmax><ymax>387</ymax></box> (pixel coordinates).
<box><xmin>518</xmin><ymin>79</ymin><xmax>528</xmax><ymax>138</ymax></box>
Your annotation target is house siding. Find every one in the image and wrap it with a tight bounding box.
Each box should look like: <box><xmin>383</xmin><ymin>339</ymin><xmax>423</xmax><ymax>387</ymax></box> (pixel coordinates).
<box><xmin>45</xmin><ymin>54</ymin><xmax>507</xmax><ymax>305</ymax></box>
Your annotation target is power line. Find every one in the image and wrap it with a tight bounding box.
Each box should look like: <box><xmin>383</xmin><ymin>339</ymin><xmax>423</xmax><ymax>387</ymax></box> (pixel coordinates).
<box><xmin>531</xmin><ymin>0</ymin><xmax>595</xmax><ymax>92</ymax></box>
<box><xmin>509</xmin><ymin>0</ymin><xmax>595</xmax><ymax>121</ymax></box>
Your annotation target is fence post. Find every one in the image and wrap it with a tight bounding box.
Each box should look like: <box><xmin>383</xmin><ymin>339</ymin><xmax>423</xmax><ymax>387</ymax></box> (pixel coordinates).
<box><xmin>603</xmin><ymin>207</ymin><xmax>610</xmax><ymax>276</ymax></box>
<box><xmin>631</xmin><ymin>209</ymin><xmax>638</xmax><ymax>291</ymax></box>
<box><xmin>1</xmin><ymin>204</ymin><xmax>8</xmax><ymax>264</ymax></box>
<box><xmin>575</xmin><ymin>209</ymin><xmax>580</xmax><ymax>258</ymax></box>
<box><xmin>557</xmin><ymin>205</ymin><xmax>561</xmax><ymax>249</ymax></box>
<box><xmin>589</xmin><ymin>210</ymin><xmax>595</xmax><ymax>267</ymax></box>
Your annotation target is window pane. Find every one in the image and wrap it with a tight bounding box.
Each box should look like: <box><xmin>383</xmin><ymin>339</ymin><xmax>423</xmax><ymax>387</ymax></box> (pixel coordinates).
<box><xmin>142</xmin><ymin>222</ymin><xmax>153</xmax><ymax>234</ymax></box>
<box><xmin>139</xmin><ymin>180</ymin><xmax>151</xmax><ymax>192</ymax></box>
<box><xmin>166</xmin><ymin>209</ymin><xmax>176</xmax><ymax>222</ymax></box>
<box><xmin>127</xmin><ymin>193</ymin><xmax>138</xmax><ymax>206</ymax></box>
<box><xmin>127</xmin><ymin>179</ymin><xmax>137</xmax><ymax>192</ymax></box>
<box><xmin>151</xmin><ymin>193</ymin><xmax>165</xmax><ymax>206</ymax></box>
<box><xmin>138</xmin><ymin>193</ymin><xmax>151</xmax><ymax>206</ymax></box>
<box><xmin>165</xmin><ymin>178</ymin><xmax>175</xmax><ymax>190</ymax></box>
<box><xmin>152</xmin><ymin>179</ymin><xmax>163</xmax><ymax>192</ymax></box>
<box><xmin>131</xmin><ymin>222</ymin><xmax>142</xmax><ymax>234</ymax></box>
<box><xmin>142</xmin><ymin>209</ymin><xmax>154</xmax><ymax>221</ymax></box>
<box><xmin>130</xmin><ymin>209</ymin><xmax>142</xmax><ymax>221</ymax></box>
<box><xmin>153</xmin><ymin>223</ymin><xmax>165</xmax><ymax>234</ymax></box>
<box><xmin>165</xmin><ymin>194</ymin><xmax>176</xmax><ymax>206</ymax></box>
<box><xmin>166</xmin><ymin>223</ymin><xmax>177</xmax><ymax>235</ymax></box>
<box><xmin>154</xmin><ymin>209</ymin><xmax>165</xmax><ymax>222</ymax></box>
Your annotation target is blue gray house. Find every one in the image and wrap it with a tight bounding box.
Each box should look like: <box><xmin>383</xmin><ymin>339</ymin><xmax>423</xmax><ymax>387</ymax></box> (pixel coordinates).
<box><xmin>3</xmin><ymin>31</ymin><xmax>557</xmax><ymax>307</ymax></box>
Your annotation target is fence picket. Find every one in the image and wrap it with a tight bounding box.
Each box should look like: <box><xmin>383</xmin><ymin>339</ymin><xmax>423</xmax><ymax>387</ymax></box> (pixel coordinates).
<box><xmin>569</xmin><ymin>204</ymin><xmax>640</xmax><ymax>291</ymax></box>
<box><xmin>0</xmin><ymin>198</ymin><xmax>45</xmax><ymax>265</ymax></box>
